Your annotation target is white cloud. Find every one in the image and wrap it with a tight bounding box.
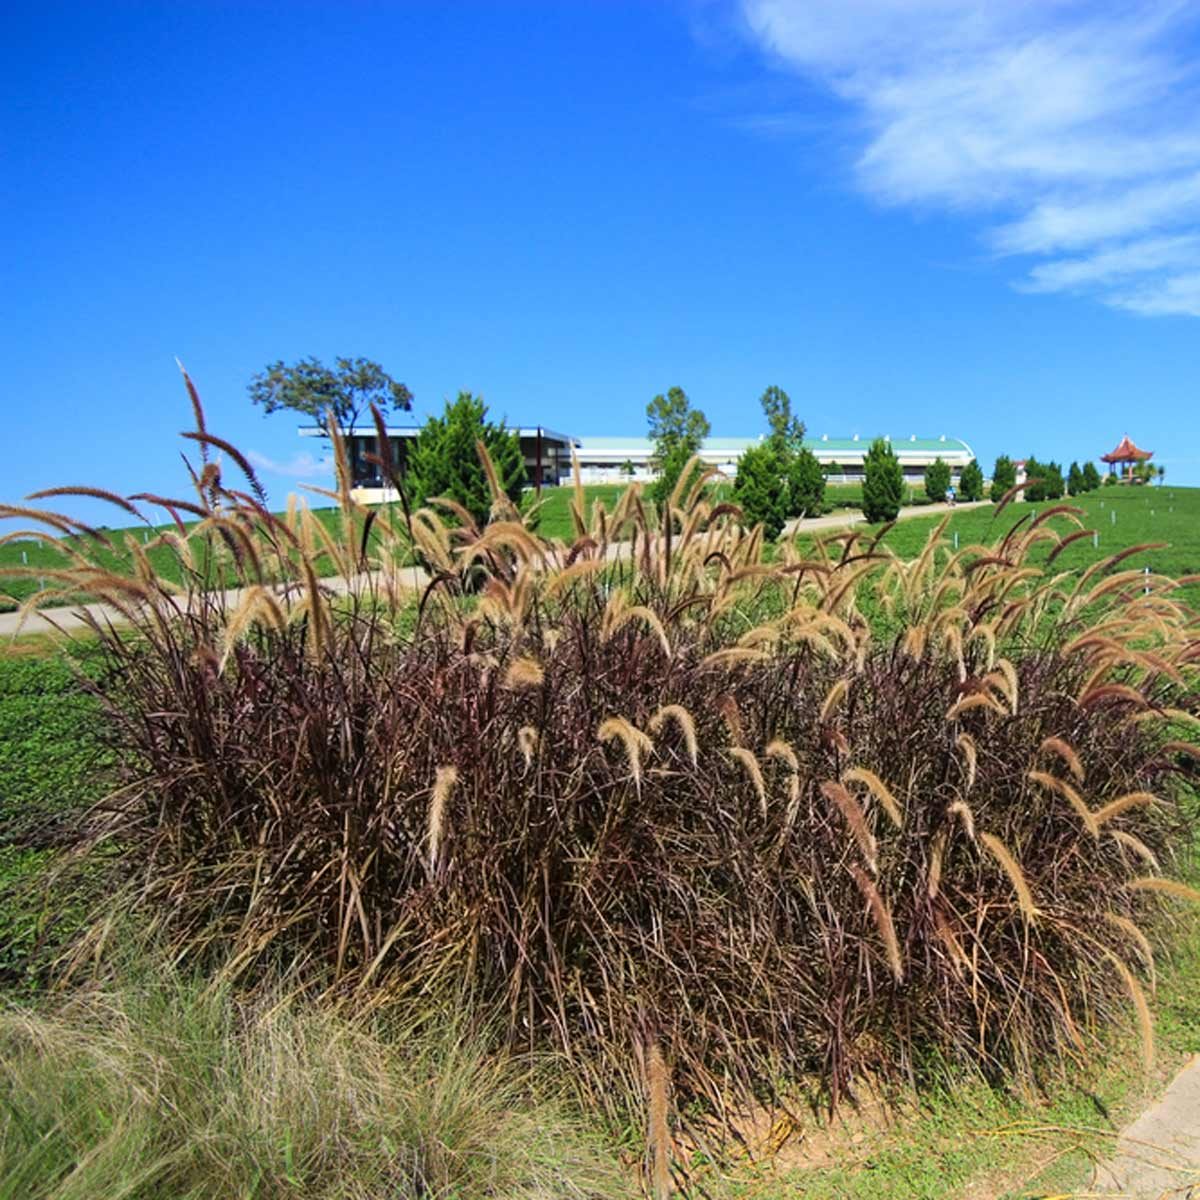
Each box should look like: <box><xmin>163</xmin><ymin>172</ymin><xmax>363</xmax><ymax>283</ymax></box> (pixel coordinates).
<box><xmin>737</xmin><ymin>0</ymin><xmax>1200</xmax><ymax>315</ymax></box>
<box><xmin>246</xmin><ymin>450</ymin><xmax>332</xmax><ymax>479</ymax></box>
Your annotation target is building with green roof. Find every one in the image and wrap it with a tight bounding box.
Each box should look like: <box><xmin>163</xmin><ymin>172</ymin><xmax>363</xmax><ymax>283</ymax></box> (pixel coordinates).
<box><xmin>572</xmin><ymin>433</ymin><xmax>974</xmax><ymax>484</ymax></box>
<box><xmin>300</xmin><ymin>424</ymin><xmax>975</xmax><ymax>501</ymax></box>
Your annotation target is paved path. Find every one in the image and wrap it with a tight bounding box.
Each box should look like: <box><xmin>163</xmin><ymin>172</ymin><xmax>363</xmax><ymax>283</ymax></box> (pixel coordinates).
<box><xmin>783</xmin><ymin>497</ymin><xmax>990</xmax><ymax>536</ymax></box>
<box><xmin>0</xmin><ymin>499</ymin><xmax>993</xmax><ymax>640</ymax></box>
<box><xmin>1089</xmin><ymin>1055</ymin><xmax>1200</xmax><ymax>1198</ymax></box>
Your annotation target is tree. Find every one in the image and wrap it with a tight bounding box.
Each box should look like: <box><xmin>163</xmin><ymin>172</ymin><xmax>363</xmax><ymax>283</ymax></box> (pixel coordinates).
<box><xmin>1023</xmin><ymin>457</ymin><xmax>1045</xmax><ymax>501</ymax></box>
<box><xmin>1067</xmin><ymin>461</ymin><xmax>1084</xmax><ymax>496</ymax></box>
<box><xmin>733</xmin><ymin>444</ymin><xmax>788</xmax><ymax>540</ymax></box>
<box><xmin>1132</xmin><ymin>460</ymin><xmax>1155</xmax><ymax>485</ymax></box>
<box><xmin>620</xmin><ymin>459</ymin><xmax>636</xmax><ymax>479</ymax></box>
<box><xmin>1082</xmin><ymin>461</ymin><xmax>1101</xmax><ymax>492</ymax></box>
<box><xmin>861</xmin><ymin>438</ymin><xmax>903</xmax><ymax>523</ymax></box>
<box><xmin>1044</xmin><ymin>461</ymin><xmax>1065</xmax><ymax>499</ymax></box>
<box><xmin>991</xmin><ymin>455</ymin><xmax>1017</xmax><ymax>501</ymax></box>
<box><xmin>787</xmin><ymin>447</ymin><xmax>826</xmax><ymax>518</ymax></box>
<box><xmin>1025</xmin><ymin>457</ymin><xmax>1064</xmax><ymax>501</ymax></box>
<box><xmin>405</xmin><ymin>392</ymin><xmax>525</xmax><ymax>528</ymax></box>
<box><xmin>760</xmin><ymin>386</ymin><xmax>805</xmax><ymax>457</ymax></box>
<box><xmin>647</xmin><ymin>386</ymin><xmax>710</xmax><ymax>506</ymax></box>
<box><xmin>924</xmin><ymin>457</ymin><xmax>951</xmax><ymax>503</ymax></box>
<box><xmin>248</xmin><ymin>356</ymin><xmax>413</xmax><ymax>430</ymax></box>
<box><xmin>959</xmin><ymin>459</ymin><xmax>985</xmax><ymax>501</ymax></box>
<box><xmin>1157</xmin><ymin>464</ymin><xmax>1166</xmax><ymax>486</ymax></box>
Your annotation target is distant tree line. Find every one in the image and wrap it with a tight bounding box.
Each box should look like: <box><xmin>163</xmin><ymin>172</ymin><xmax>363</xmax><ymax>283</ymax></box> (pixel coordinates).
<box><xmin>988</xmin><ymin>454</ymin><xmax>1102</xmax><ymax>503</ymax></box>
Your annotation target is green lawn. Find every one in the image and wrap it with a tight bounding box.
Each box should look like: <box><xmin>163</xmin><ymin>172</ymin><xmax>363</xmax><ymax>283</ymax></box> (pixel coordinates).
<box><xmin>812</xmin><ymin>484</ymin><xmax>1200</xmax><ymax>607</ymax></box>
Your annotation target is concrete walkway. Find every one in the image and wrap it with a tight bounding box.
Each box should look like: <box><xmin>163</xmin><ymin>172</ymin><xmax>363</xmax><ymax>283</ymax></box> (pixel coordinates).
<box><xmin>784</xmin><ymin>497</ymin><xmax>990</xmax><ymax>536</ymax></box>
<box><xmin>0</xmin><ymin>499</ymin><xmax>992</xmax><ymax>640</ymax></box>
<box><xmin>1089</xmin><ymin>1055</ymin><xmax>1200</xmax><ymax>1198</ymax></box>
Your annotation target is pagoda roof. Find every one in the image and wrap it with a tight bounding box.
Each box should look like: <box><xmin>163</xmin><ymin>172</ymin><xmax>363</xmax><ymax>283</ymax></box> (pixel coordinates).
<box><xmin>1100</xmin><ymin>434</ymin><xmax>1153</xmax><ymax>463</ymax></box>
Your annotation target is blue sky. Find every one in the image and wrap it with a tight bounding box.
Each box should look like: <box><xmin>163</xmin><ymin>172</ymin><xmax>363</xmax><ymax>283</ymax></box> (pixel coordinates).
<box><xmin>5</xmin><ymin>0</ymin><xmax>1200</xmax><ymax>521</ymax></box>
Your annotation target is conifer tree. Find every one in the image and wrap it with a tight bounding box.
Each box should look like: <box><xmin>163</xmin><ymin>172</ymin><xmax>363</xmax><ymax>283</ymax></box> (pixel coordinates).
<box><xmin>861</xmin><ymin>438</ymin><xmax>903</xmax><ymax>523</ymax></box>
<box><xmin>959</xmin><ymin>458</ymin><xmax>984</xmax><ymax>501</ymax></box>
<box><xmin>733</xmin><ymin>443</ymin><xmax>788</xmax><ymax>540</ymax></box>
<box><xmin>991</xmin><ymin>455</ymin><xmax>1017</xmax><ymax>501</ymax></box>
<box><xmin>405</xmin><ymin>392</ymin><xmax>525</xmax><ymax>527</ymax></box>
<box><xmin>924</xmin><ymin>457</ymin><xmax>951</xmax><ymax>503</ymax></box>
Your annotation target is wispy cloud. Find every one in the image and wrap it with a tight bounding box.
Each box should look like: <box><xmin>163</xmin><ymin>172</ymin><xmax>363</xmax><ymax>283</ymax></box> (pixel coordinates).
<box><xmin>246</xmin><ymin>450</ymin><xmax>332</xmax><ymax>480</ymax></box>
<box><xmin>737</xmin><ymin>0</ymin><xmax>1200</xmax><ymax>315</ymax></box>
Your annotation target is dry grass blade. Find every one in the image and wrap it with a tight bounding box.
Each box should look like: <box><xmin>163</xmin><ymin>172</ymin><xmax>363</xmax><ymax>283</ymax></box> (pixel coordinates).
<box><xmin>820</xmin><ymin>677</ymin><xmax>849</xmax><ymax>723</ymax></box>
<box><xmin>648</xmin><ymin>704</ymin><xmax>699</xmax><ymax>767</ymax></box>
<box><xmin>1039</xmin><ymin>735</ymin><xmax>1085</xmax><ymax>782</ymax></box>
<box><xmin>821</xmin><ymin>780</ymin><xmax>877</xmax><ymax>873</ymax></box>
<box><xmin>850</xmin><ymin>864</ymin><xmax>904</xmax><ymax>983</ymax></box>
<box><xmin>980</xmin><ymin>833</ymin><xmax>1038</xmax><ymax>924</ymax></box>
<box><xmin>1127</xmin><ymin>877</ymin><xmax>1200</xmax><ymax>905</ymax></box>
<box><xmin>955</xmin><ymin>732</ymin><xmax>977</xmax><ymax>792</ymax></box>
<box><xmin>765</xmin><ymin>738</ymin><xmax>799</xmax><ymax>772</ymax></box>
<box><xmin>1104</xmin><ymin>913</ymin><xmax>1157</xmax><ymax>995</ymax></box>
<box><xmin>1101</xmin><ymin>946</ymin><xmax>1155</xmax><ymax>1071</ymax></box>
<box><xmin>842</xmin><ymin>766</ymin><xmax>903</xmax><ymax>828</ymax></box>
<box><xmin>946</xmin><ymin>691</ymin><xmax>1007</xmax><ymax>721</ymax></box>
<box><xmin>1092</xmin><ymin>791</ymin><xmax>1156</xmax><ymax>828</ymax></box>
<box><xmin>647</xmin><ymin>1038</ymin><xmax>672</xmax><ymax>1200</ymax></box>
<box><xmin>729</xmin><ymin>747</ymin><xmax>768</xmax><ymax>819</ymax></box>
<box><xmin>428</xmin><ymin>765</ymin><xmax>458</xmax><ymax>873</ymax></box>
<box><xmin>598</xmin><ymin>716</ymin><xmax>653</xmax><ymax>787</ymax></box>
<box><xmin>503</xmin><ymin>656</ymin><xmax>545</xmax><ymax>689</ymax></box>
<box><xmin>1026</xmin><ymin>770</ymin><xmax>1098</xmax><ymax>839</ymax></box>
<box><xmin>1109</xmin><ymin>830</ymin><xmax>1162</xmax><ymax>872</ymax></box>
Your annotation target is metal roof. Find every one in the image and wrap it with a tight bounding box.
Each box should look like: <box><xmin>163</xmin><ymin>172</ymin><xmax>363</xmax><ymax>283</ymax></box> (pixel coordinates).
<box><xmin>575</xmin><ymin>435</ymin><xmax>974</xmax><ymax>458</ymax></box>
<box><xmin>298</xmin><ymin>424</ymin><xmax>579</xmax><ymax>446</ymax></box>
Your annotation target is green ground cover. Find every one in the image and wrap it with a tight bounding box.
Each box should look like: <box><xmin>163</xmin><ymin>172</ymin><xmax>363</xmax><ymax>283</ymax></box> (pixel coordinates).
<box><xmin>0</xmin><ymin>651</ymin><xmax>110</xmax><ymax>989</ymax></box>
<box><xmin>837</xmin><ymin>485</ymin><xmax>1200</xmax><ymax>608</ymax></box>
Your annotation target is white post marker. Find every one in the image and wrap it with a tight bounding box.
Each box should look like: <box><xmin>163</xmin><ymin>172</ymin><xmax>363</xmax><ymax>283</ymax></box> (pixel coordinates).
<box><xmin>1111</xmin><ymin>509</ymin><xmax>1117</xmax><ymax>525</ymax></box>
<box><xmin>1092</xmin><ymin>531</ymin><xmax>1099</xmax><ymax>550</ymax></box>
<box><xmin>1144</xmin><ymin>565</ymin><xmax>1151</xmax><ymax>595</ymax></box>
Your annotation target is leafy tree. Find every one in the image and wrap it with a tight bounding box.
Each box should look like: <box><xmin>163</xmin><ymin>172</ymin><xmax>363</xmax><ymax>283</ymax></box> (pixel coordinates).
<box><xmin>787</xmin><ymin>447</ymin><xmax>826</xmax><ymax>518</ymax></box>
<box><xmin>861</xmin><ymin>438</ymin><xmax>903</xmax><ymax>523</ymax></box>
<box><xmin>647</xmin><ymin>386</ymin><xmax>710</xmax><ymax>506</ymax></box>
<box><xmin>760</xmin><ymin>386</ymin><xmax>805</xmax><ymax>457</ymax></box>
<box><xmin>733</xmin><ymin>444</ymin><xmax>788</xmax><ymax>540</ymax></box>
<box><xmin>248</xmin><ymin>356</ymin><xmax>412</xmax><ymax>430</ymax></box>
<box><xmin>1067</xmin><ymin>461</ymin><xmax>1084</xmax><ymax>496</ymax></box>
<box><xmin>1132</xmin><ymin>460</ymin><xmax>1156</xmax><ymax>485</ymax></box>
<box><xmin>991</xmin><ymin>455</ymin><xmax>1017</xmax><ymax>501</ymax></box>
<box><xmin>1157</xmin><ymin>464</ymin><xmax>1166</xmax><ymax>486</ymax></box>
<box><xmin>405</xmin><ymin>392</ymin><xmax>525</xmax><ymax>528</ymax></box>
<box><xmin>620</xmin><ymin>459</ymin><xmax>636</xmax><ymax>478</ymax></box>
<box><xmin>959</xmin><ymin>458</ymin><xmax>984</xmax><ymax>501</ymax></box>
<box><xmin>1082</xmin><ymin>461</ymin><xmax>1101</xmax><ymax>491</ymax></box>
<box><xmin>923</xmin><ymin>457</ymin><xmax>951</xmax><ymax>503</ymax></box>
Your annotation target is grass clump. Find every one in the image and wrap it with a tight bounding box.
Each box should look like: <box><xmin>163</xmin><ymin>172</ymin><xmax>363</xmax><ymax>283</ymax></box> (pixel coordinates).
<box><xmin>2</xmin><ymin>379</ymin><xmax>1198</xmax><ymax>1154</ymax></box>
<box><xmin>0</xmin><ymin>960</ymin><xmax>625</xmax><ymax>1200</ymax></box>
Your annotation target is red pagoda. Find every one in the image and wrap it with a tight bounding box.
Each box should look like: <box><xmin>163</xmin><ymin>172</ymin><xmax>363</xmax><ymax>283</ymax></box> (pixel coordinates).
<box><xmin>1100</xmin><ymin>434</ymin><xmax>1153</xmax><ymax>481</ymax></box>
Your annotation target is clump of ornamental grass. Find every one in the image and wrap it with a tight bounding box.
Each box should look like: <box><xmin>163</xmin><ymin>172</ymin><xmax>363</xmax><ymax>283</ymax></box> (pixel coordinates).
<box><xmin>0</xmin><ymin>953</ymin><xmax>625</xmax><ymax>1200</ymax></box>
<box><xmin>3</xmin><ymin>376</ymin><xmax>1200</xmax><ymax>1158</ymax></box>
